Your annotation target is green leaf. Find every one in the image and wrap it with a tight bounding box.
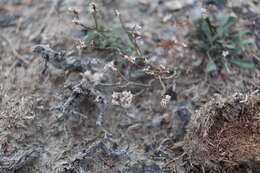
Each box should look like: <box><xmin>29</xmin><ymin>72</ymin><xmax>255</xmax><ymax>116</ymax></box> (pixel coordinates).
<box><xmin>240</xmin><ymin>38</ymin><xmax>255</xmax><ymax>45</ymax></box>
<box><xmin>205</xmin><ymin>61</ymin><xmax>217</xmax><ymax>73</ymax></box>
<box><xmin>206</xmin><ymin>17</ymin><xmax>217</xmax><ymax>34</ymax></box>
<box><xmin>230</xmin><ymin>59</ymin><xmax>255</xmax><ymax>69</ymax></box>
<box><xmin>192</xmin><ymin>58</ymin><xmax>203</xmax><ymax>67</ymax></box>
<box><xmin>236</xmin><ymin>28</ymin><xmax>250</xmax><ymax>35</ymax></box>
<box><xmin>213</xmin><ymin>16</ymin><xmax>236</xmax><ymax>41</ymax></box>
<box><xmin>201</xmin><ymin>19</ymin><xmax>213</xmax><ymax>44</ymax></box>
<box><xmin>222</xmin><ymin>42</ymin><xmax>237</xmax><ymax>49</ymax></box>
<box><xmin>193</xmin><ymin>40</ymin><xmax>210</xmax><ymax>51</ymax></box>
<box><xmin>134</xmin><ymin>57</ymin><xmax>146</xmax><ymax>64</ymax></box>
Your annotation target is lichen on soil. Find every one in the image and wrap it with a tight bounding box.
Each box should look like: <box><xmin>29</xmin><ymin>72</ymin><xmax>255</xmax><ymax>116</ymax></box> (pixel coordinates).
<box><xmin>0</xmin><ymin>0</ymin><xmax>259</xmax><ymax>173</ymax></box>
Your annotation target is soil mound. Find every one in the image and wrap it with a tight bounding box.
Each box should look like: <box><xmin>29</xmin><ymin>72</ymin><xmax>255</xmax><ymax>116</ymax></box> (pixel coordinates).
<box><xmin>184</xmin><ymin>91</ymin><xmax>260</xmax><ymax>172</ymax></box>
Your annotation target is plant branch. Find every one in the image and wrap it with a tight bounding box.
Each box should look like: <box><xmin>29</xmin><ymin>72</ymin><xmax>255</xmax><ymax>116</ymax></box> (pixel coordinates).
<box><xmin>117</xmin><ymin>13</ymin><xmax>142</xmax><ymax>57</ymax></box>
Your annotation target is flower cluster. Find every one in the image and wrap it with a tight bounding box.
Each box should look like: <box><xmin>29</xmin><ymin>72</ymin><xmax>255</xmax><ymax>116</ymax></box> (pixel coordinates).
<box><xmin>160</xmin><ymin>94</ymin><xmax>171</xmax><ymax>108</ymax></box>
<box><xmin>222</xmin><ymin>50</ymin><xmax>229</xmax><ymax>57</ymax></box>
<box><xmin>104</xmin><ymin>61</ymin><xmax>117</xmax><ymax>72</ymax></box>
<box><xmin>201</xmin><ymin>8</ymin><xmax>208</xmax><ymax>18</ymax></box>
<box><xmin>123</xmin><ymin>55</ymin><xmax>136</xmax><ymax>64</ymax></box>
<box><xmin>127</xmin><ymin>23</ymin><xmax>142</xmax><ymax>39</ymax></box>
<box><xmin>76</xmin><ymin>40</ymin><xmax>86</xmax><ymax>49</ymax></box>
<box><xmin>72</xmin><ymin>18</ymin><xmax>81</xmax><ymax>25</ymax></box>
<box><xmin>88</xmin><ymin>2</ymin><xmax>97</xmax><ymax>14</ymax></box>
<box><xmin>82</xmin><ymin>70</ymin><xmax>104</xmax><ymax>85</ymax></box>
<box><xmin>114</xmin><ymin>9</ymin><xmax>120</xmax><ymax>17</ymax></box>
<box><xmin>67</xmin><ymin>3</ymin><xmax>176</xmax><ymax>109</ymax></box>
<box><xmin>143</xmin><ymin>66</ymin><xmax>155</xmax><ymax>76</ymax></box>
<box><xmin>112</xmin><ymin>90</ymin><xmax>133</xmax><ymax>108</ymax></box>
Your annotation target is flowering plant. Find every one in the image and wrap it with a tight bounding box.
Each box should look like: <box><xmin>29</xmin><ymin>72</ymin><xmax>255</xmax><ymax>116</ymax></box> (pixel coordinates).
<box><xmin>69</xmin><ymin>2</ymin><xmax>178</xmax><ymax>108</ymax></box>
<box><xmin>191</xmin><ymin>14</ymin><xmax>255</xmax><ymax>74</ymax></box>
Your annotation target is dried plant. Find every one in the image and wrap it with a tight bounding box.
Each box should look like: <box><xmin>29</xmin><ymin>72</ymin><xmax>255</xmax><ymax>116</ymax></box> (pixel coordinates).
<box><xmin>68</xmin><ymin>2</ymin><xmax>178</xmax><ymax>102</ymax></box>
<box><xmin>32</xmin><ymin>3</ymin><xmax>179</xmax><ymax>137</ymax></box>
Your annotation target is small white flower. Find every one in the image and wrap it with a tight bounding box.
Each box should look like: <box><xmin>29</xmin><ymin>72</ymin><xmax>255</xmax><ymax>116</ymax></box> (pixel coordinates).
<box><xmin>133</xmin><ymin>24</ymin><xmax>142</xmax><ymax>38</ymax></box>
<box><xmin>159</xmin><ymin>64</ymin><xmax>166</xmax><ymax>70</ymax></box>
<box><xmin>160</xmin><ymin>95</ymin><xmax>171</xmax><ymax>108</ymax></box>
<box><xmin>68</xmin><ymin>7</ymin><xmax>78</xmax><ymax>14</ymax></box>
<box><xmin>111</xmin><ymin>92</ymin><xmax>120</xmax><ymax>105</ymax></box>
<box><xmin>112</xmin><ymin>90</ymin><xmax>133</xmax><ymax>108</ymax></box>
<box><xmin>95</xmin><ymin>95</ymin><xmax>103</xmax><ymax>103</ymax></box>
<box><xmin>104</xmin><ymin>61</ymin><xmax>117</xmax><ymax>71</ymax></box>
<box><xmin>143</xmin><ymin>66</ymin><xmax>155</xmax><ymax>76</ymax></box>
<box><xmin>133</xmin><ymin>24</ymin><xmax>142</xmax><ymax>31</ymax></box>
<box><xmin>82</xmin><ymin>70</ymin><xmax>104</xmax><ymax>84</ymax></box>
<box><xmin>222</xmin><ymin>50</ymin><xmax>229</xmax><ymax>57</ymax></box>
<box><xmin>77</xmin><ymin>40</ymin><xmax>86</xmax><ymax>49</ymax></box>
<box><xmin>93</xmin><ymin>73</ymin><xmax>104</xmax><ymax>84</ymax></box>
<box><xmin>88</xmin><ymin>2</ymin><xmax>97</xmax><ymax>14</ymax></box>
<box><xmin>72</xmin><ymin>18</ymin><xmax>80</xmax><ymax>25</ymax></box>
<box><xmin>201</xmin><ymin>8</ymin><xmax>208</xmax><ymax>18</ymax></box>
<box><xmin>114</xmin><ymin>9</ymin><xmax>120</xmax><ymax>17</ymax></box>
<box><xmin>126</xmin><ymin>23</ymin><xmax>142</xmax><ymax>39</ymax></box>
<box><xmin>123</xmin><ymin>55</ymin><xmax>136</xmax><ymax>64</ymax></box>
<box><xmin>182</xmin><ymin>43</ymin><xmax>188</xmax><ymax>48</ymax></box>
<box><xmin>121</xmin><ymin>91</ymin><xmax>133</xmax><ymax>108</ymax></box>
<box><xmin>163</xmin><ymin>14</ymin><xmax>172</xmax><ymax>23</ymax></box>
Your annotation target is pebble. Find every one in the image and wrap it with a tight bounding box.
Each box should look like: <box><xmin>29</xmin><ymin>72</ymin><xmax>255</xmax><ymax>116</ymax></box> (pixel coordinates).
<box><xmin>205</xmin><ymin>0</ymin><xmax>227</xmax><ymax>9</ymax></box>
<box><xmin>0</xmin><ymin>15</ymin><xmax>14</xmax><ymax>27</ymax></box>
<box><xmin>165</xmin><ymin>0</ymin><xmax>196</xmax><ymax>10</ymax></box>
<box><xmin>170</xmin><ymin>108</ymin><xmax>191</xmax><ymax>142</ymax></box>
<box><xmin>121</xmin><ymin>161</ymin><xmax>162</xmax><ymax>173</ymax></box>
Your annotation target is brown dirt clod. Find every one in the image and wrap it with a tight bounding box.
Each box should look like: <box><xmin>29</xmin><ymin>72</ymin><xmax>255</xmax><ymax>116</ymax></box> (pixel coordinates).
<box><xmin>184</xmin><ymin>91</ymin><xmax>260</xmax><ymax>172</ymax></box>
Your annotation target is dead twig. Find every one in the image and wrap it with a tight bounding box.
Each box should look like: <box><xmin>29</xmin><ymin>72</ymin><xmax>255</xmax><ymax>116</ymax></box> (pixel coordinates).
<box><xmin>0</xmin><ymin>147</ymin><xmax>42</xmax><ymax>172</ymax></box>
<box><xmin>0</xmin><ymin>34</ymin><xmax>30</xmax><ymax>78</ymax></box>
<box><xmin>164</xmin><ymin>152</ymin><xmax>186</xmax><ymax>168</ymax></box>
<box><xmin>0</xmin><ymin>34</ymin><xmax>30</xmax><ymax>65</ymax></box>
<box><xmin>29</xmin><ymin>0</ymin><xmax>62</xmax><ymax>41</ymax></box>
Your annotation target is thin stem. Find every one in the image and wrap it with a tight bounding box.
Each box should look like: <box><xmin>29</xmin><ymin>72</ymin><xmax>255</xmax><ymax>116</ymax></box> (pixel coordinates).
<box><xmin>117</xmin><ymin>14</ymin><xmax>142</xmax><ymax>57</ymax></box>
<box><xmin>93</xmin><ymin>46</ymin><xmax>122</xmax><ymax>54</ymax></box>
<box><xmin>133</xmin><ymin>89</ymin><xmax>145</xmax><ymax>97</ymax></box>
<box><xmin>76</xmin><ymin>23</ymin><xmax>95</xmax><ymax>30</ymax></box>
<box><xmin>97</xmin><ymin>83</ymin><xmax>122</xmax><ymax>87</ymax></box>
<box><xmin>92</xmin><ymin>12</ymin><xmax>99</xmax><ymax>31</ymax></box>
<box><xmin>158</xmin><ymin>76</ymin><xmax>166</xmax><ymax>95</ymax></box>
<box><xmin>97</xmin><ymin>79</ymin><xmax>155</xmax><ymax>88</ymax></box>
<box><xmin>117</xmin><ymin>70</ymin><xmax>155</xmax><ymax>87</ymax></box>
<box><xmin>207</xmin><ymin>51</ymin><xmax>214</xmax><ymax>62</ymax></box>
<box><xmin>127</xmin><ymin>81</ymin><xmax>151</xmax><ymax>87</ymax></box>
<box><xmin>161</xmin><ymin>71</ymin><xmax>179</xmax><ymax>80</ymax></box>
<box><xmin>132</xmin><ymin>38</ymin><xmax>142</xmax><ymax>56</ymax></box>
<box><xmin>117</xmin><ymin>70</ymin><xmax>129</xmax><ymax>82</ymax></box>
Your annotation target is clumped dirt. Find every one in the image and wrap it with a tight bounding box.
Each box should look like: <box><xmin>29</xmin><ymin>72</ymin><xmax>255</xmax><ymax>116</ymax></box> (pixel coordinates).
<box><xmin>0</xmin><ymin>0</ymin><xmax>259</xmax><ymax>173</ymax></box>
<box><xmin>184</xmin><ymin>92</ymin><xmax>260</xmax><ymax>172</ymax></box>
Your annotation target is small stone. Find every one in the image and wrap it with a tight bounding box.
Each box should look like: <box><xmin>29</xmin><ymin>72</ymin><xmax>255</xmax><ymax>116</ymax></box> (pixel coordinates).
<box><xmin>69</xmin><ymin>28</ymin><xmax>87</xmax><ymax>38</ymax></box>
<box><xmin>0</xmin><ymin>15</ymin><xmax>14</xmax><ymax>27</ymax></box>
<box><xmin>121</xmin><ymin>161</ymin><xmax>162</xmax><ymax>173</ymax></box>
<box><xmin>170</xmin><ymin>108</ymin><xmax>191</xmax><ymax>141</ymax></box>
<box><xmin>165</xmin><ymin>0</ymin><xmax>196</xmax><ymax>10</ymax></box>
<box><xmin>205</xmin><ymin>0</ymin><xmax>227</xmax><ymax>9</ymax></box>
<box><xmin>138</xmin><ymin>0</ymin><xmax>150</xmax><ymax>4</ymax></box>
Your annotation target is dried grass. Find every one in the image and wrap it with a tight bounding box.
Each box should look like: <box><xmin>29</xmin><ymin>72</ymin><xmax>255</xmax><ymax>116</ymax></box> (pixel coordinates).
<box><xmin>184</xmin><ymin>91</ymin><xmax>260</xmax><ymax>171</ymax></box>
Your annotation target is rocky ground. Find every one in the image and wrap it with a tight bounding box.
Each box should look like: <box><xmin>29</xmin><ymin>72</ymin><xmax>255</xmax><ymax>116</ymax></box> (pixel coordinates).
<box><xmin>0</xmin><ymin>0</ymin><xmax>259</xmax><ymax>173</ymax></box>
